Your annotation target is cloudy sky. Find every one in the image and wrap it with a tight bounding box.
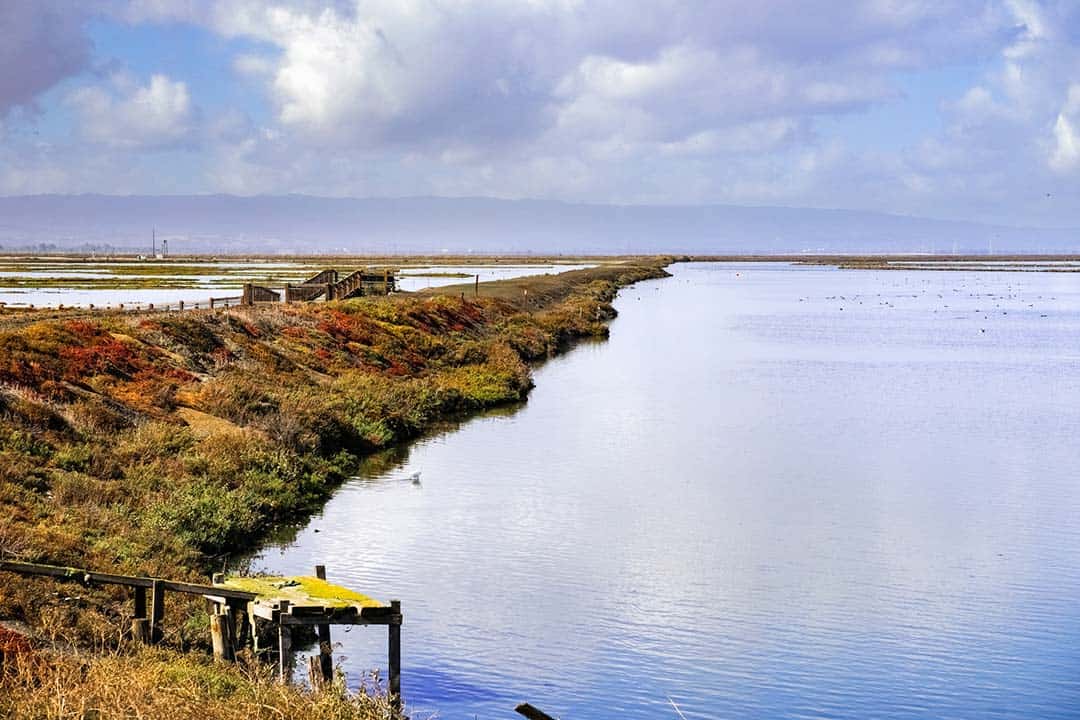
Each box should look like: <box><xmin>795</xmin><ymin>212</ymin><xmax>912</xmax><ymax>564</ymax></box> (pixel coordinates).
<box><xmin>2</xmin><ymin>1</ymin><xmax>1079</xmax><ymax>226</ymax></box>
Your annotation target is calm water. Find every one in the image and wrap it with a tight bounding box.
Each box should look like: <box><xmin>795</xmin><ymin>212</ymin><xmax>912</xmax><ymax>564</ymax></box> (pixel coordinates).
<box><xmin>396</xmin><ymin>264</ymin><xmax>594</xmax><ymax>292</ymax></box>
<box><xmin>0</xmin><ymin>262</ymin><xmax>590</xmax><ymax>307</ymax></box>
<box><xmin>253</xmin><ymin>262</ymin><xmax>1080</xmax><ymax>719</ymax></box>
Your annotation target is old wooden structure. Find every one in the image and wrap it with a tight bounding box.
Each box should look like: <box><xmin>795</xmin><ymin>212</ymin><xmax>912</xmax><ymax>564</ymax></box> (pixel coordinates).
<box><xmin>0</xmin><ymin>560</ymin><xmax>403</xmax><ymax>710</ymax></box>
<box><xmin>241</xmin><ymin>284</ymin><xmax>282</xmax><ymax>305</ymax></box>
<box><xmin>269</xmin><ymin>268</ymin><xmax>396</xmax><ymax>305</ymax></box>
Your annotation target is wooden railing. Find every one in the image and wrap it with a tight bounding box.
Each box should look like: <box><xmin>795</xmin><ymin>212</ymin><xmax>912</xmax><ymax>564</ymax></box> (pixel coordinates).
<box><xmin>0</xmin><ymin>560</ymin><xmax>255</xmax><ymax>645</ymax></box>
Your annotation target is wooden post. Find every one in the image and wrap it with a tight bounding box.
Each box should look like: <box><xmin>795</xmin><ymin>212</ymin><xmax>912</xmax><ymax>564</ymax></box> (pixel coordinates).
<box><xmin>178</xmin><ymin>300</ymin><xmax>184</xmax><ymax>311</ymax></box>
<box><xmin>307</xmin><ymin>655</ymin><xmax>326</xmax><ymax>689</ymax></box>
<box><xmin>131</xmin><ymin>618</ymin><xmax>150</xmax><ymax>643</ymax></box>
<box><xmin>210</xmin><ymin>608</ymin><xmax>235</xmax><ymax>662</ymax></box>
<box><xmin>134</xmin><ymin>585</ymin><xmax>146</xmax><ymax>619</ymax></box>
<box><xmin>149</xmin><ymin>579</ymin><xmax>165</xmax><ymax>644</ymax></box>
<box><xmin>389</xmin><ymin>599</ymin><xmax>401</xmax><ymax>713</ymax></box>
<box><xmin>225</xmin><ymin>598</ymin><xmax>248</xmax><ymax>653</ymax></box>
<box><xmin>314</xmin><ymin>565</ymin><xmax>333</xmax><ymax>683</ymax></box>
<box><xmin>384</xmin><ymin>269</ymin><xmax>389</xmax><ymax>295</ymax></box>
<box><xmin>209</xmin><ymin>298</ymin><xmax>215</xmax><ymax>309</ymax></box>
<box><xmin>475</xmin><ymin>274</ymin><xmax>479</xmax><ymax>297</ymax></box>
<box><xmin>132</xmin><ymin>585</ymin><xmax>149</xmax><ymax>644</ymax></box>
<box><xmin>277</xmin><ymin>600</ymin><xmax>292</xmax><ymax>682</ymax></box>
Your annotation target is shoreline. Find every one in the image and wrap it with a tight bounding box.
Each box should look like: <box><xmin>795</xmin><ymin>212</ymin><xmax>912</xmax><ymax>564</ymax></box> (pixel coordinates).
<box><xmin>0</xmin><ymin>257</ymin><xmax>671</xmax><ymax>717</ymax></box>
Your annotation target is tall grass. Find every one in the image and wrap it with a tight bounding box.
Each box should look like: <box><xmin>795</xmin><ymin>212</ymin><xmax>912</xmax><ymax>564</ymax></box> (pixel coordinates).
<box><xmin>0</xmin><ymin>647</ymin><xmax>392</xmax><ymax>720</ymax></box>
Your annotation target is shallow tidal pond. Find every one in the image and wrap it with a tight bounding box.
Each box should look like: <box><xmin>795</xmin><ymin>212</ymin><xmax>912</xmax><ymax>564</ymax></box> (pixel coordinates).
<box><xmin>0</xmin><ymin>260</ymin><xmax>593</xmax><ymax>307</ymax></box>
<box><xmin>253</xmin><ymin>262</ymin><xmax>1080</xmax><ymax>719</ymax></box>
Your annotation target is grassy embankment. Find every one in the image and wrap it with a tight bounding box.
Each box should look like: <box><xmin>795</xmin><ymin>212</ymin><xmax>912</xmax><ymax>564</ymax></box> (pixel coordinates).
<box><xmin>0</xmin><ymin>259</ymin><xmax>670</xmax><ymax>719</ymax></box>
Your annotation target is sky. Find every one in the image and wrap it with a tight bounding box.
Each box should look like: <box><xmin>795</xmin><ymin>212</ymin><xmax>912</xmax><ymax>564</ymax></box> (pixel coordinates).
<box><xmin>2</xmin><ymin>1</ymin><xmax>1080</xmax><ymax>227</ymax></box>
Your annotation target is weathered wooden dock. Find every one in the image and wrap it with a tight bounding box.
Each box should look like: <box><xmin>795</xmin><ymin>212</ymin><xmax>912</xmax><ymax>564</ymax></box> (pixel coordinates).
<box><xmin>0</xmin><ymin>560</ymin><xmax>403</xmax><ymax>710</ymax></box>
<box><xmin>244</xmin><ymin>267</ymin><xmax>397</xmax><ymax>306</ymax></box>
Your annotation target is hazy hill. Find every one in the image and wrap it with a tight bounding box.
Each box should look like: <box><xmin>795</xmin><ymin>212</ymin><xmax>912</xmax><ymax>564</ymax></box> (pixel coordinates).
<box><xmin>0</xmin><ymin>194</ymin><xmax>1076</xmax><ymax>255</ymax></box>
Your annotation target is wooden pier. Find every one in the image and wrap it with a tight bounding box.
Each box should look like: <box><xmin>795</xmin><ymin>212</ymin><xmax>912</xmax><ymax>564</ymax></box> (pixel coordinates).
<box><xmin>242</xmin><ymin>267</ymin><xmax>396</xmax><ymax>306</ymax></box>
<box><xmin>0</xmin><ymin>560</ymin><xmax>403</xmax><ymax>710</ymax></box>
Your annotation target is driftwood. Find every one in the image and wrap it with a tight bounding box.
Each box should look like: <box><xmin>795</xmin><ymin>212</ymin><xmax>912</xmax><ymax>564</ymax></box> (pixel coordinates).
<box><xmin>516</xmin><ymin>702</ymin><xmax>558</xmax><ymax>720</ymax></box>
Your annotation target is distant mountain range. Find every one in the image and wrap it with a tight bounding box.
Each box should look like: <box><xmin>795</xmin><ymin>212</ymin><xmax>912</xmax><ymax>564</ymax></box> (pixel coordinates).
<box><xmin>0</xmin><ymin>194</ymin><xmax>1076</xmax><ymax>255</ymax></box>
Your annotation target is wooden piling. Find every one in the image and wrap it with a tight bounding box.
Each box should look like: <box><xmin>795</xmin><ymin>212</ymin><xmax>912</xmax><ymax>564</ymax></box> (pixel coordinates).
<box><xmin>210</xmin><ymin>609</ymin><xmax>234</xmax><ymax>662</ymax></box>
<box><xmin>227</xmin><ymin>598</ymin><xmax>248</xmax><ymax>652</ymax></box>
<box><xmin>314</xmin><ymin>565</ymin><xmax>334</xmax><ymax>683</ymax></box>
<box><xmin>389</xmin><ymin>599</ymin><xmax>401</xmax><ymax>712</ymax></box>
<box><xmin>150</xmin><ymin>579</ymin><xmax>165</xmax><ymax>644</ymax></box>
<box><xmin>307</xmin><ymin>655</ymin><xmax>327</xmax><ymax>689</ymax></box>
<box><xmin>277</xmin><ymin>600</ymin><xmax>292</xmax><ymax>682</ymax></box>
<box><xmin>132</xmin><ymin>585</ymin><xmax>150</xmax><ymax>644</ymax></box>
<box><xmin>134</xmin><ymin>585</ymin><xmax>146</xmax><ymax>620</ymax></box>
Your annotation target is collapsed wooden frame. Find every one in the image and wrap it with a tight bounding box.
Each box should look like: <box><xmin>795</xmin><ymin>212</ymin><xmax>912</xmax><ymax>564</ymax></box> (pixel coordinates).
<box><xmin>0</xmin><ymin>560</ymin><xmax>403</xmax><ymax>712</ymax></box>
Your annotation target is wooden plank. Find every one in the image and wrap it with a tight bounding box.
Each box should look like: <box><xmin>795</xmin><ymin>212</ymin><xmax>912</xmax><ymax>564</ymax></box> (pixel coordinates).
<box><xmin>161</xmin><ymin>579</ymin><xmax>255</xmax><ymax>600</ymax></box>
<box><xmin>251</xmin><ymin>603</ymin><xmax>279</xmax><ymax>622</ymax></box>
<box><xmin>0</xmin><ymin>560</ymin><xmax>96</xmax><ymax>583</ymax></box>
<box><xmin>361</xmin><ymin>605</ymin><xmax>402</xmax><ymax>622</ymax></box>
<box><xmin>274</xmin><ymin>610</ymin><xmax>400</xmax><ymax>626</ymax></box>
<box><xmin>0</xmin><ymin>561</ymin><xmax>256</xmax><ymax>600</ymax></box>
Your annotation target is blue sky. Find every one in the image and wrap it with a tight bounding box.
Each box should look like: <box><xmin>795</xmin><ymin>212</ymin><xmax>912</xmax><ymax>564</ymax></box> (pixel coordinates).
<box><xmin>2</xmin><ymin>1</ymin><xmax>1080</xmax><ymax>226</ymax></box>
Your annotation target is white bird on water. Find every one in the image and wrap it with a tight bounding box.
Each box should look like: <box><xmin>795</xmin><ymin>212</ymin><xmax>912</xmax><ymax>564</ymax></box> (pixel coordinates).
<box><xmin>408</xmin><ymin>471</ymin><xmax>422</xmax><ymax>486</ymax></box>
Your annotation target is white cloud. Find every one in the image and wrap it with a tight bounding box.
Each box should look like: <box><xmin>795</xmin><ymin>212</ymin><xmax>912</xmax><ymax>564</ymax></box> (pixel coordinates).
<box><xmin>1049</xmin><ymin>85</ymin><xmax>1080</xmax><ymax>173</ymax></box>
<box><xmin>178</xmin><ymin>0</ymin><xmax>1009</xmax><ymax>156</ymax></box>
<box><xmin>6</xmin><ymin>0</ymin><xmax>1080</xmax><ymax>226</ymax></box>
<box><xmin>68</xmin><ymin>73</ymin><xmax>197</xmax><ymax>149</ymax></box>
<box><xmin>233</xmin><ymin>54</ymin><xmax>276</xmax><ymax>78</ymax></box>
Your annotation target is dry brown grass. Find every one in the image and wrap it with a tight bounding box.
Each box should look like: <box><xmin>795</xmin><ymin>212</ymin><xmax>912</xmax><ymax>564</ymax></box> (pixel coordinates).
<box><xmin>0</xmin><ymin>647</ymin><xmax>393</xmax><ymax>720</ymax></box>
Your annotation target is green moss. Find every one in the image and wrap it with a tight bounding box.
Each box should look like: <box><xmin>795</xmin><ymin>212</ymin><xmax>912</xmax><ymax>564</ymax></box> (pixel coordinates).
<box><xmin>217</xmin><ymin>575</ymin><xmax>382</xmax><ymax>608</ymax></box>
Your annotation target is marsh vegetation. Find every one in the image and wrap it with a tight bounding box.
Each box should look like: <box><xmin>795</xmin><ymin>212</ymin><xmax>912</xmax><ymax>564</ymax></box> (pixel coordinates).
<box><xmin>0</xmin><ymin>259</ymin><xmax>669</xmax><ymax>717</ymax></box>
